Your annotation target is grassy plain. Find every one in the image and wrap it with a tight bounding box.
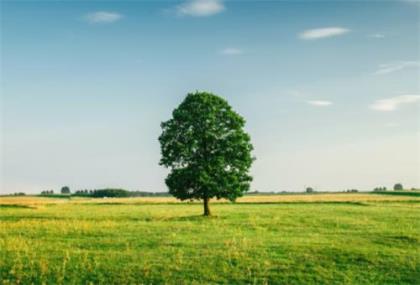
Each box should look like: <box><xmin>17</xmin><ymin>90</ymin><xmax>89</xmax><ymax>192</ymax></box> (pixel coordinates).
<box><xmin>1</xmin><ymin>193</ymin><xmax>419</xmax><ymax>284</ymax></box>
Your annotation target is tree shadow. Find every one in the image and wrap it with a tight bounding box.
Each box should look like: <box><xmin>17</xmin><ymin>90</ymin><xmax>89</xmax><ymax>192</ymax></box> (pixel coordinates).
<box><xmin>166</xmin><ymin>214</ymin><xmax>225</xmax><ymax>222</ymax></box>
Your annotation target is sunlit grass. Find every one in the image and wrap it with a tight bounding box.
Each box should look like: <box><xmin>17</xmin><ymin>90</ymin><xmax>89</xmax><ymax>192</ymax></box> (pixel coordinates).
<box><xmin>1</xmin><ymin>194</ymin><xmax>419</xmax><ymax>284</ymax></box>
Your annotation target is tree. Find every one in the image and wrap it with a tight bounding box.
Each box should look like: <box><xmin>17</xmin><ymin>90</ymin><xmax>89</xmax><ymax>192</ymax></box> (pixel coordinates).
<box><xmin>91</xmin><ymin>189</ymin><xmax>130</xmax><ymax>198</ymax></box>
<box><xmin>306</xmin><ymin>187</ymin><xmax>314</xmax><ymax>193</ymax></box>
<box><xmin>373</xmin><ymin>186</ymin><xmax>386</xmax><ymax>192</ymax></box>
<box><xmin>159</xmin><ymin>91</ymin><xmax>254</xmax><ymax>216</ymax></box>
<box><xmin>61</xmin><ymin>186</ymin><xmax>71</xmax><ymax>194</ymax></box>
<box><xmin>393</xmin><ymin>183</ymin><xmax>403</xmax><ymax>191</ymax></box>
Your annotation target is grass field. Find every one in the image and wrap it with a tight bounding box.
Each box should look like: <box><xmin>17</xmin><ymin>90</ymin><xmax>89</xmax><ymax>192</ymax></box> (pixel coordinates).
<box><xmin>1</xmin><ymin>193</ymin><xmax>419</xmax><ymax>284</ymax></box>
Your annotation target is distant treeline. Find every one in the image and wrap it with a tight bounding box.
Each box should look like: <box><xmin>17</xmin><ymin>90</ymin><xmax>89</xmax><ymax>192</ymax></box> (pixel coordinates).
<box><xmin>10</xmin><ymin>192</ymin><xmax>26</xmax><ymax>196</ymax></box>
<box><xmin>72</xmin><ymin>189</ymin><xmax>170</xmax><ymax>198</ymax></box>
<box><xmin>31</xmin><ymin>185</ymin><xmax>419</xmax><ymax>199</ymax></box>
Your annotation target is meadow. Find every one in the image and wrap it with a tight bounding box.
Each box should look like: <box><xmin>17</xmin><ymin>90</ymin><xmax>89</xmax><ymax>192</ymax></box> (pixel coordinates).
<box><xmin>1</xmin><ymin>193</ymin><xmax>419</xmax><ymax>284</ymax></box>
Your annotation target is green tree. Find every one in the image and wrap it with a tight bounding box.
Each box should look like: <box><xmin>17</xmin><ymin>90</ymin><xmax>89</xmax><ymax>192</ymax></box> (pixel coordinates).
<box><xmin>61</xmin><ymin>186</ymin><xmax>70</xmax><ymax>194</ymax></box>
<box><xmin>373</xmin><ymin>186</ymin><xmax>386</xmax><ymax>192</ymax></box>
<box><xmin>393</xmin><ymin>183</ymin><xmax>403</xmax><ymax>191</ymax></box>
<box><xmin>306</xmin><ymin>187</ymin><xmax>314</xmax><ymax>193</ymax></box>
<box><xmin>159</xmin><ymin>91</ymin><xmax>254</xmax><ymax>216</ymax></box>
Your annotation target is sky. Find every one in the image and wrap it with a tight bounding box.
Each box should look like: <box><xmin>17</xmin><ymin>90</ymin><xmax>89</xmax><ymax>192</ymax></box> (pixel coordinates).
<box><xmin>1</xmin><ymin>0</ymin><xmax>419</xmax><ymax>194</ymax></box>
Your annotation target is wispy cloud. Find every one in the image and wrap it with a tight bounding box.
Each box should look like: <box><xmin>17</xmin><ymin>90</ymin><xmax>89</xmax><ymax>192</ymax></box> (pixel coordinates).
<box><xmin>220</xmin><ymin>48</ymin><xmax>243</xmax><ymax>55</ymax></box>
<box><xmin>374</xmin><ymin>61</ymin><xmax>420</xmax><ymax>74</ymax></box>
<box><xmin>177</xmin><ymin>0</ymin><xmax>225</xmax><ymax>17</ymax></box>
<box><xmin>299</xmin><ymin>27</ymin><xmax>350</xmax><ymax>40</ymax></box>
<box><xmin>306</xmin><ymin>100</ymin><xmax>333</xmax><ymax>107</ymax></box>
<box><xmin>85</xmin><ymin>11</ymin><xmax>123</xmax><ymax>23</ymax></box>
<box><xmin>370</xmin><ymin>94</ymin><xmax>420</xmax><ymax>111</ymax></box>
<box><xmin>369</xmin><ymin>33</ymin><xmax>385</xmax><ymax>38</ymax></box>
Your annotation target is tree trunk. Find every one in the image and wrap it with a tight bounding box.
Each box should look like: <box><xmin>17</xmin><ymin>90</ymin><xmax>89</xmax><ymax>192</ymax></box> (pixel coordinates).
<box><xmin>203</xmin><ymin>197</ymin><xmax>211</xmax><ymax>216</ymax></box>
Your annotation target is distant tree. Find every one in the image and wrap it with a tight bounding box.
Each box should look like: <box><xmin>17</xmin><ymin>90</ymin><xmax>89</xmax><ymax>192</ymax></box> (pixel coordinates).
<box><xmin>61</xmin><ymin>186</ymin><xmax>71</xmax><ymax>194</ymax></box>
<box><xmin>373</xmin><ymin>186</ymin><xmax>387</xmax><ymax>192</ymax></box>
<box><xmin>91</xmin><ymin>189</ymin><xmax>129</xmax><ymax>198</ymax></box>
<box><xmin>73</xmin><ymin>189</ymin><xmax>93</xmax><ymax>197</ymax></box>
<box><xmin>393</xmin><ymin>183</ymin><xmax>403</xmax><ymax>191</ymax></box>
<box><xmin>159</xmin><ymin>92</ymin><xmax>254</xmax><ymax>216</ymax></box>
<box><xmin>306</xmin><ymin>187</ymin><xmax>314</xmax><ymax>193</ymax></box>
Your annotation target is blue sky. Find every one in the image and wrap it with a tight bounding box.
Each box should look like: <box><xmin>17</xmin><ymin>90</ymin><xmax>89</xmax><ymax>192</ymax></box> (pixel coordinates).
<box><xmin>1</xmin><ymin>0</ymin><xmax>419</xmax><ymax>193</ymax></box>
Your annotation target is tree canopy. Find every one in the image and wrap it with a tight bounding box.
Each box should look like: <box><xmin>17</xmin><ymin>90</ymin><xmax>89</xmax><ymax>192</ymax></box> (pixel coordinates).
<box><xmin>306</xmin><ymin>187</ymin><xmax>314</xmax><ymax>193</ymax></box>
<box><xmin>393</xmin><ymin>183</ymin><xmax>403</xmax><ymax>191</ymax></box>
<box><xmin>159</xmin><ymin>91</ymin><xmax>254</xmax><ymax>215</ymax></box>
<box><xmin>60</xmin><ymin>186</ymin><xmax>70</xmax><ymax>194</ymax></box>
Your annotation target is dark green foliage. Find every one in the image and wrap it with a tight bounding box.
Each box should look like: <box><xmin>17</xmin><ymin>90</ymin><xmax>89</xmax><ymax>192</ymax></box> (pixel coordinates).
<box><xmin>159</xmin><ymin>92</ymin><xmax>254</xmax><ymax>215</ymax></box>
<box><xmin>393</xmin><ymin>183</ymin><xmax>403</xmax><ymax>191</ymax></box>
<box><xmin>41</xmin><ymin>190</ymin><xmax>54</xmax><ymax>195</ymax></box>
<box><xmin>90</xmin><ymin>189</ymin><xmax>130</xmax><ymax>198</ymax></box>
<box><xmin>72</xmin><ymin>189</ymin><xmax>170</xmax><ymax>198</ymax></box>
<box><xmin>127</xmin><ymin>191</ymin><xmax>170</xmax><ymax>197</ymax></box>
<box><xmin>61</xmin><ymin>186</ymin><xmax>70</xmax><ymax>194</ymax></box>
<box><xmin>373</xmin><ymin>187</ymin><xmax>387</xmax><ymax>192</ymax></box>
<box><xmin>306</xmin><ymin>187</ymin><xmax>314</xmax><ymax>193</ymax></box>
<box><xmin>73</xmin><ymin>190</ymin><xmax>91</xmax><ymax>196</ymax></box>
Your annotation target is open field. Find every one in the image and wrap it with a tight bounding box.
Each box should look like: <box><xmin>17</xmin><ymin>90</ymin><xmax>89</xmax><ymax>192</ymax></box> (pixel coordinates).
<box><xmin>1</xmin><ymin>192</ymin><xmax>419</xmax><ymax>206</ymax></box>
<box><xmin>1</xmin><ymin>193</ymin><xmax>419</xmax><ymax>284</ymax></box>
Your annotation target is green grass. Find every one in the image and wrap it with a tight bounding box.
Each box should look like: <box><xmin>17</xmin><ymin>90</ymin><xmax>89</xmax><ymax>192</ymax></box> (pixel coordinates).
<box><xmin>1</xmin><ymin>199</ymin><xmax>419</xmax><ymax>284</ymax></box>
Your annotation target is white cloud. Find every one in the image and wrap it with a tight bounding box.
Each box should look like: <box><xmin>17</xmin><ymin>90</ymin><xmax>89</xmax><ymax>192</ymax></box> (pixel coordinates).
<box><xmin>299</xmin><ymin>27</ymin><xmax>350</xmax><ymax>40</ymax></box>
<box><xmin>306</xmin><ymin>100</ymin><xmax>333</xmax><ymax>107</ymax></box>
<box><xmin>177</xmin><ymin>0</ymin><xmax>225</xmax><ymax>17</ymax></box>
<box><xmin>374</xmin><ymin>61</ymin><xmax>420</xmax><ymax>74</ymax></box>
<box><xmin>220</xmin><ymin>48</ymin><xmax>243</xmax><ymax>55</ymax></box>
<box><xmin>370</xmin><ymin>94</ymin><xmax>420</xmax><ymax>111</ymax></box>
<box><xmin>85</xmin><ymin>11</ymin><xmax>123</xmax><ymax>23</ymax></box>
<box><xmin>369</xmin><ymin>33</ymin><xmax>385</xmax><ymax>38</ymax></box>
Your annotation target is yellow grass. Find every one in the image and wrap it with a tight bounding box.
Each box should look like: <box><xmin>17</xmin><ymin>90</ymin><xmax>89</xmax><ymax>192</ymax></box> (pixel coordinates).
<box><xmin>1</xmin><ymin>192</ymin><xmax>419</xmax><ymax>207</ymax></box>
